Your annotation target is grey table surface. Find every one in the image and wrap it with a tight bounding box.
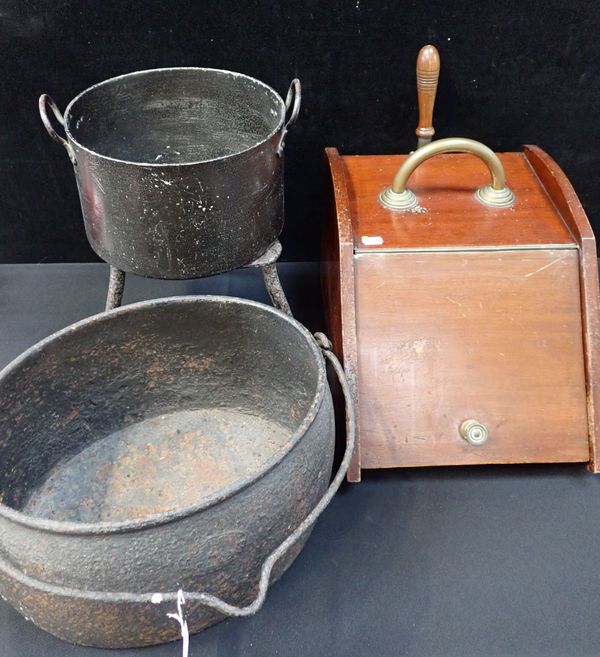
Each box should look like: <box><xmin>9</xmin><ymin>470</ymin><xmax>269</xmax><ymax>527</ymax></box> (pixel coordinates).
<box><xmin>1</xmin><ymin>263</ymin><xmax>600</xmax><ymax>657</ymax></box>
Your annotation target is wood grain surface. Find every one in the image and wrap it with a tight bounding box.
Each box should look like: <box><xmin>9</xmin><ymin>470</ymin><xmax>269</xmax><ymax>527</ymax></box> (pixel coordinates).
<box><xmin>344</xmin><ymin>152</ymin><xmax>575</xmax><ymax>252</ymax></box>
<box><xmin>354</xmin><ymin>249</ymin><xmax>589</xmax><ymax>467</ymax></box>
<box><xmin>524</xmin><ymin>145</ymin><xmax>600</xmax><ymax>471</ymax></box>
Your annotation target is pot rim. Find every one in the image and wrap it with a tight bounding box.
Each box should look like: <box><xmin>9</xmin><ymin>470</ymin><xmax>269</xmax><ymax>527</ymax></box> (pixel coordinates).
<box><xmin>0</xmin><ymin>295</ymin><xmax>327</xmax><ymax>535</ymax></box>
<box><xmin>63</xmin><ymin>67</ymin><xmax>287</xmax><ymax>167</ymax></box>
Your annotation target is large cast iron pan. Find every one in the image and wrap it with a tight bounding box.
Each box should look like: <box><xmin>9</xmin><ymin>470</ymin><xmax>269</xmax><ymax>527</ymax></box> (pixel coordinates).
<box><xmin>0</xmin><ymin>296</ymin><xmax>354</xmax><ymax>647</ymax></box>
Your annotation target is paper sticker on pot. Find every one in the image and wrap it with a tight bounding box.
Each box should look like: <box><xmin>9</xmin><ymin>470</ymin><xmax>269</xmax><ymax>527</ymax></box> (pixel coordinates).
<box><xmin>361</xmin><ymin>235</ymin><xmax>384</xmax><ymax>246</ymax></box>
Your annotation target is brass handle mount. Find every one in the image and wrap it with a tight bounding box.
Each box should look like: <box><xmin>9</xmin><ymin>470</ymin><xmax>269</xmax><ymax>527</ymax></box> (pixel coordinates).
<box><xmin>379</xmin><ymin>137</ymin><xmax>516</xmax><ymax>211</ymax></box>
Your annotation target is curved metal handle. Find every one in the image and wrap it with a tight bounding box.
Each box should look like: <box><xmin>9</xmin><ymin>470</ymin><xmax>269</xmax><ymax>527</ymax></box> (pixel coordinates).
<box><xmin>39</xmin><ymin>94</ymin><xmax>76</xmax><ymax>165</ymax></box>
<box><xmin>184</xmin><ymin>334</ymin><xmax>354</xmax><ymax>616</ymax></box>
<box><xmin>379</xmin><ymin>137</ymin><xmax>515</xmax><ymax>210</ymax></box>
<box><xmin>276</xmin><ymin>78</ymin><xmax>301</xmax><ymax>156</ymax></box>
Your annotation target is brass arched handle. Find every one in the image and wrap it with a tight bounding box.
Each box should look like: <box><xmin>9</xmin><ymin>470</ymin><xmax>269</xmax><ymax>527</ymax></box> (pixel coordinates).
<box><xmin>379</xmin><ymin>137</ymin><xmax>515</xmax><ymax>210</ymax></box>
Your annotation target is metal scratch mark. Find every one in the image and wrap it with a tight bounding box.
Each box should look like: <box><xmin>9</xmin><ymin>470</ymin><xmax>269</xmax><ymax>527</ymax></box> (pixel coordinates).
<box><xmin>92</xmin><ymin>175</ymin><xmax>105</xmax><ymax>194</ymax></box>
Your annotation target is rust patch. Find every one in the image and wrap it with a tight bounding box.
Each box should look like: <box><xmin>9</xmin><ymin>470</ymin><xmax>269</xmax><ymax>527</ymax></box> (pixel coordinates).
<box><xmin>24</xmin><ymin>408</ymin><xmax>291</xmax><ymax>523</ymax></box>
<box><xmin>59</xmin><ymin>408</ymin><xmax>80</xmax><ymax>427</ymax></box>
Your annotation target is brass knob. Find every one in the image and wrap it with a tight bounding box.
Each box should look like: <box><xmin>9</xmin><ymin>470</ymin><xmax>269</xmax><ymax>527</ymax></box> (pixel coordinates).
<box><xmin>460</xmin><ymin>419</ymin><xmax>488</xmax><ymax>446</ymax></box>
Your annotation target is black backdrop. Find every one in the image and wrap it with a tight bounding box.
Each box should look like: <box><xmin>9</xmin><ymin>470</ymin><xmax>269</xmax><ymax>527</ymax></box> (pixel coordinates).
<box><xmin>1</xmin><ymin>0</ymin><xmax>599</xmax><ymax>263</ymax></box>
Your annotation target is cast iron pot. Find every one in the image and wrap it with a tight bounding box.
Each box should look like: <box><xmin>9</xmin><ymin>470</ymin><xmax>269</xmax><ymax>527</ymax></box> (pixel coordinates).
<box><xmin>0</xmin><ymin>296</ymin><xmax>354</xmax><ymax>648</ymax></box>
<box><xmin>39</xmin><ymin>69</ymin><xmax>301</xmax><ymax>278</ymax></box>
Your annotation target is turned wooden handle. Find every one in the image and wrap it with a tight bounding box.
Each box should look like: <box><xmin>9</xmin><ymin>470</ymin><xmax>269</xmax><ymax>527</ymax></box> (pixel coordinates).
<box><xmin>415</xmin><ymin>45</ymin><xmax>440</xmax><ymax>145</ymax></box>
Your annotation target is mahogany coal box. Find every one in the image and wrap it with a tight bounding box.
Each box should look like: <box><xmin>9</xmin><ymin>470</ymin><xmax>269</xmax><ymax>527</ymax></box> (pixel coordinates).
<box><xmin>322</xmin><ymin>144</ymin><xmax>600</xmax><ymax>482</ymax></box>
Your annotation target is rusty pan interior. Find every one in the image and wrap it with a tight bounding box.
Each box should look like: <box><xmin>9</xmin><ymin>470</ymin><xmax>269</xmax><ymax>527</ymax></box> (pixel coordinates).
<box><xmin>0</xmin><ymin>296</ymin><xmax>322</xmax><ymax>525</ymax></box>
<box><xmin>64</xmin><ymin>68</ymin><xmax>285</xmax><ymax>164</ymax></box>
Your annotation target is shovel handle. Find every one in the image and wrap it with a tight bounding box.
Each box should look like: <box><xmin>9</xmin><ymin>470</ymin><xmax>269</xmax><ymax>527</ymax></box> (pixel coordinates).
<box><xmin>415</xmin><ymin>45</ymin><xmax>440</xmax><ymax>148</ymax></box>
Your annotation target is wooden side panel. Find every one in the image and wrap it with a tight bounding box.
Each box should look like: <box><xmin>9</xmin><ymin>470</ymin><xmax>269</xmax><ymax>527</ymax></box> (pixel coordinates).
<box><xmin>524</xmin><ymin>145</ymin><xmax>600</xmax><ymax>472</ymax></box>
<box><xmin>355</xmin><ymin>249</ymin><xmax>589</xmax><ymax>468</ymax></box>
<box><xmin>321</xmin><ymin>148</ymin><xmax>361</xmax><ymax>481</ymax></box>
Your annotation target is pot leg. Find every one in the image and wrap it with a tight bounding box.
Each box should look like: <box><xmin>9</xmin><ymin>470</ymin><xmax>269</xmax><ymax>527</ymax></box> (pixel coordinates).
<box><xmin>260</xmin><ymin>263</ymin><xmax>292</xmax><ymax>316</ymax></box>
<box><xmin>105</xmin><ymin>267</ymin><xmax>126</xmax><ymax>311</ymax></box>
<box><xmin>248</xmin><ymin>241</ymin><xmax>292</xmax><ymax>316</ymax></box>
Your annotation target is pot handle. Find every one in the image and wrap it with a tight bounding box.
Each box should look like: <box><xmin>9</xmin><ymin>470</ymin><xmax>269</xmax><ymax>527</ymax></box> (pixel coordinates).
<box><xmin>276</xmin><ymin>78</ymin><xmax>301</xmax><ymax>156</ymax></box>
<box><xmin>38</xmin><ymin>94</ymin><xmax>77</xmax><ymax>165</ymax></box>
<box><xmin>180</xmin><ymin>333</ymin><xmax>354</xmax><ymax>616</ymax></box>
